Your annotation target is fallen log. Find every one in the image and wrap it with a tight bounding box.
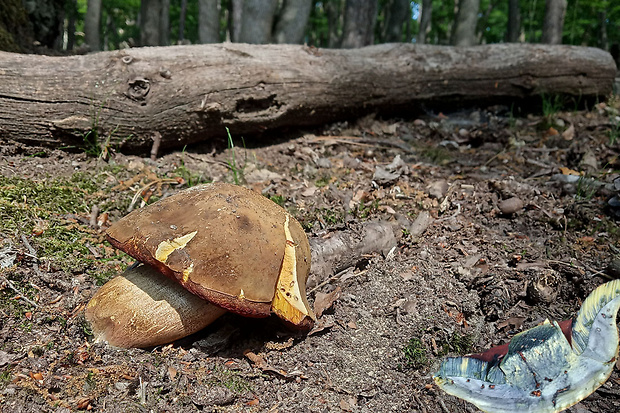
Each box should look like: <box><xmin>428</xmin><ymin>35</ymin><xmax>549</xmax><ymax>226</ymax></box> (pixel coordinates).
<box><xmin>0</xmin><ymin>43</ymin><xmax>615</xmax><ymax>153</ymax></box>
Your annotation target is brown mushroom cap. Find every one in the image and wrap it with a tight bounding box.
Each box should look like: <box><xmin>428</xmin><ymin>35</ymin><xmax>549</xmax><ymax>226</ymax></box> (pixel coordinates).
<box><xmin>105</xmin><ymin>183</ymin><xmax>314</xmax><ymax>326</ymax></box>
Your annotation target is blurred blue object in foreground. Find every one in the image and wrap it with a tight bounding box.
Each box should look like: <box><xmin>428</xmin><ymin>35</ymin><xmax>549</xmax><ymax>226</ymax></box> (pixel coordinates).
<box><xmin>434</xmin><ymin>280</ymin><xmax>620</xmax><ymax>413</ymax></box>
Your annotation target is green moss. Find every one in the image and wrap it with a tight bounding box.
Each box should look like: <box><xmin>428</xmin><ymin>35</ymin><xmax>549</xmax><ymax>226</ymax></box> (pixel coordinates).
<box><xmin>315</xmin><ymin>176</ymin><xmax>331</xmax><ymax>188</ymax></box>
<box><xmin>403</xmin><ymin>337</ymin><xmax>428</xmax><ymax>369</ymax></box>
<box><xmin>421</xmin><ymin>146</ymin><xmax>452</xmax><ymax>165</ymax></box>
<box><xmin>269</xmin><ymin>195</ymin><xmax>285</xmax><ymax>207</ymax></box>
<box><xmin>354</xmin><ymin>199</ymin><xmax>379</xmax><ymax>219</ymax></box>
<box><xmin>208</xmin><ymin>366</ymin><xmax>253</xmax><ymax>394</ymax></box>
<box><xmin>437</xmin><ymin>332</ymin><xmax>475</xmax><ymax>357</ymax></box>
<box><xmin>0</xmin><ymin>366</ymin><xmax>12</xmax><ymax>386</ymax></box>
<box><xmin>0</xmin><ymin>173</ymin><xmax>133</xmax><ymax>286</ymax></box>
<box><xmin>0</xmin><ymin>274</ymin><xmax>38</xmax><ymax>315</ymax></box>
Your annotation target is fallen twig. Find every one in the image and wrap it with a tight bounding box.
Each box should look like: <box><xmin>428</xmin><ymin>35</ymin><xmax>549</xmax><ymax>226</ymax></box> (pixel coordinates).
<box><xmin>548</xmin><ymin>259</ymin><xmax>613</xmax><ymax>280</ymax></box>
<box><xmin>0</xmin><ymin>274</ymin><xmax>38</xmax><ymax>308</ymax></box>
<box><xmin>309</xmin><ymin>268</ymin><xmax>368</xmax><ymax>295</ymax></box>
<box><xmin>309</xmin><ymin>135</ymin><xmax>415</xmax><ymax>154</ymax></box>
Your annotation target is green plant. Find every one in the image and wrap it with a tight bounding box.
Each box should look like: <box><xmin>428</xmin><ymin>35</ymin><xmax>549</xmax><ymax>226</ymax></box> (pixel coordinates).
<box><xmin>540</xmin><ymin>93</ymin><xmax>563</xmax><ymax>127</ymax></box>
<box><xmin>575</xmin><ymin>176</ymin><xmax>598</xmax><ymax>200</ymax></box>
<box><xmin>420</xmin><ymin>146</ymin><xmax>452</xmax><ymax>165</ymax></box>
<box><xmin>269</xmin><ymin>195</ymin><xmax>285</xmax><ymax>207</ymax></box>
<box><xmin>208</xmin><ymin>365</ymin><xmax>253</xmax><ymax>394</ymax></box>
<box><xmin>355</xmin><ymin>199</ymin><xmax>379</xmax><ymax>219</ymax></box>
<box><xmin>315</xmin><ymin>176</ymin><xmax>331</xmax><ymax>188</ymax></box>
<box><xmin>609</xmin><ymin>117</ymin><xmax>620</xmax><ymax>145</ymax></box>
<box><xmin>403</xmin><ymin>337</ymin><xmax>428</xmax><ymax>369</ymax></box>
<box><xmin>172</xmin><ymin>146</ymin><xmax>210</xmax><ymax>187</ymax></box>
<box><xmin>0</xmin><ymin>367</ymin><xmax>12</xmax><ymax>385</ymax></box>
<box><xmin>226</xmin><ymin>127</ymin><xmax>246</xmax><ymax>185</ymax></box>
<box><xmin>85</xmin><ymin>369</ymin><xmax>97</xmax><ymax>391</ymax></box>
<box><xmin>508</xmin><ymin>102</ymin><xmax>517</xmax><ymax>129</ymax></box>
<box><xmin>437</xmin><ymin>332</ymin><xmax>475</xmax><ymax>357</ymax></box>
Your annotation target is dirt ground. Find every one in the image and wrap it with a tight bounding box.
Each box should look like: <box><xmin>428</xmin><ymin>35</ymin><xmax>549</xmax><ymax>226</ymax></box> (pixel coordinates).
<box><xmin>1</xmin><ymin>99</ymin><xmax>620</xmax><ymax>412</ymax></box>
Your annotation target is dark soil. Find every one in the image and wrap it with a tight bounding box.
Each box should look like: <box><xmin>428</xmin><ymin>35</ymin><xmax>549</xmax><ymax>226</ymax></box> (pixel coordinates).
<box><xmin>1</xmin><ymin>100</ymin><xmax>620</xmax><ymax>412</ymax></box>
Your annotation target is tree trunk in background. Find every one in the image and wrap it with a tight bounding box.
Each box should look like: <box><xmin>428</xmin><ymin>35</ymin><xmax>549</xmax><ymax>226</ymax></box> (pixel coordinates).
<box><xmin>0</xmin><ymin>0</ymin><xmax>34</xmax><ymax>52</ymax></box>
<box><xmin>451</xmin><ymin>0</ymin><xmax>480</xmax><ymax>46</ymax></box>
<box><xmin>382</xmin><ymin>0</ymin><xmax>409</xmax><ymax>43</ymax></box>
<box><xmin>326</xmin><ymin>0</ymin><xmax>341</xmax><ymax>48</ymax></box>
<box><xmin>198</xmin><ymin>0</ymin><xmax>220</xmax><ymax>43</ymax></box>
<box><xmin>238</xmin><ymin>0</ymin><xmax>279</xmax><ymax>44</ymax></box>
<box><xmin>0</xmin><ymin>44</ymin><xmax>615</xmax><ymax>152</ymax></box>
<box><xmin>160</xmin><ymin>0</ymin><xmax>170</xmax><ymax>45</ymax></box>
<box><xmin>598</xmin><ymin>11</ymin><xmax>608</xmax><ymax>51</ymax></box>
<box><xmin>341</xmin><ymin>0</ymin><xmax>378</xmax><ymax>48</ymax></box>
<box><xmin>178</xmin><ymin>0</ymin><xmax>188</xmax><ymax>42</ymax></box>
<box><xmin>542</xmin><ymin>0</ymin><xmax>566</xmax><ymax>45</ymax></box>
<box><xmin>229</xmin><ymin>0</ymin><xmax>243</xmax><ymax>42</ymax></box>
<box><xmin>140</xmin><ymin>0</ymin><xmax>163</xmax><ymax>46</ymax></box>
<box><xmin>26</xmin><ymin>0</ymin><xmax>65</xmax><ymax>50</ymax></box>
<box><xmin>103</xmin><ymin>14</ymin><xmax>111</xmax><ymax>50</ymax></box>
<box><xmin>273</xmin><ymin>0</ymin><xmax>313</xmax><ymax>44</ymax></box>
<box><xmin>417</xmin><ymin>0</ymin><xmax>432</xmax><ymax>44</ymax></box>
<box><xmin>66</xmin><ymin>0</ymin><xmax>77</xmax><ymax>51</ymax></box>
<box><xmin>84</xmin><ymin>0</ymin><xmax>101</xmax><ymax>51</ymax></box>
<box><xmin>506</xmin><ymin>0</ymin><xmax>520</xmax><ymax>43</ymax></box>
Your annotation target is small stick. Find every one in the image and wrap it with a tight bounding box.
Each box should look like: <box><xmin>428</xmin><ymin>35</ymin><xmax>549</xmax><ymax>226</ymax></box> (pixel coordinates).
<box><xmin>309</xmin><ymin>268</ymin><xmax>367</xmax><ymax>294</ymax></box>
<box><xmin>0</xmin><ymin>274</ymin><xmax>38</xmax><ymax>308</ymax></box>
<box><xmin>548</xmin><ymin>259</ymin><xmax>613</xmax><ymax>280</ymax></box>
<box><xmin>150</xmin><ymin>131</ymin><xmax>161</xmax><ymax>161</ymax></box>
<box><xmin>89</xmin><ymin>205</ymin><xmax>100</xmax><ymax>228</ymax></box>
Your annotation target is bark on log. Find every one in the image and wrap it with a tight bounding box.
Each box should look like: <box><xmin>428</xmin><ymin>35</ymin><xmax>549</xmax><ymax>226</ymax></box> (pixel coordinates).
<box><xmin>0</xmin><ymin>43</ymin><xmax>615</xmax><ymax>153</ymax></box>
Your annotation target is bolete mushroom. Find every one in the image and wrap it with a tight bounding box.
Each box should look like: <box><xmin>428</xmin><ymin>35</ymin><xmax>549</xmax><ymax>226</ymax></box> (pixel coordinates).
<box><xmin>433</xmin><ymin>279</ymin><xmax>620</xmax><ymax>413</ymax></box>
<box><xmin>86</xmin><ymin>183</ymin><xmax>315</xmax><ymax>348</ymax></box>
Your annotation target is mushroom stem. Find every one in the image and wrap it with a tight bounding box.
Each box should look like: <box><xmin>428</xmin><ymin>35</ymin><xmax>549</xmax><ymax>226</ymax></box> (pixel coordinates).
<box><xmin>86</xmin><ymin>264</ymin><xmax>226</xmax><ymax>348</ymax></box>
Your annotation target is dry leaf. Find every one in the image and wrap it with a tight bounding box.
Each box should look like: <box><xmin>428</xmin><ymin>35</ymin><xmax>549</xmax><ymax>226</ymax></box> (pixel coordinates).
<box><xmin>546</xmin><ymin>127</ymin><xmax>559</xmax><ymax>136</ymax></box>
<box><xmin>246</xmin><ymin>398</ymin><xmax>260</xmax><ymax>406</ymax></box>
<box><xmin>314</xmin><ymin>287</ymin><xmax>341</xmax><ymax>318</ymax></box>
<box><xmin>308</xmin><ymin>316</ymin><xmax>335</xmax><ymax>336</ymax></box>
<box><xmin>561</xmin><ymin>124</ymin><xmax>575</xmax><ymax>140</ymax></box>
<box><xmin>339</xmin><ymin>396</ymin><xmax>357</xmax><ymax>411</ymax></box>
<box><xmin>30</xmin><ymin>371</ymin><xmax>43</xmax><ymax>381</ymax></box>
<box><xmin>559</xmin><ymin>166</ymin><xmax>582</xmax><ymax>176</ymax></box>
<box><xmin>497</xmin><ymin>316</ymin><xmax>526</xmax><ymax>330</ymax></box>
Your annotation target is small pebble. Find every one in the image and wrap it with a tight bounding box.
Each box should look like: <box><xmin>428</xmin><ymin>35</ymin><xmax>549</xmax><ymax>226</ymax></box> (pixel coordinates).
<box><xmin>427</xmin><ymin>180</ymin><xmax>449</xmax><ymax>200</ymax></box>
<box><xmin>498</xmin><ymin>197</ymin><xmax>524</xmax><ymax>214</ymax></box>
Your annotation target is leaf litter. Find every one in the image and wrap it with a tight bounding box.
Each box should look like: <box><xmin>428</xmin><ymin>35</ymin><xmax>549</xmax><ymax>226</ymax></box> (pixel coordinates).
<box><xmin>0</xmin><ymin>101</ymin><xmax>619</xmax><ymax>411</ymax></box>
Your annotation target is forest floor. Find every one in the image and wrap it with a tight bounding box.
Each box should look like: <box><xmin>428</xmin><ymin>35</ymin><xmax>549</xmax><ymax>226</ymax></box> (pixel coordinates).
<box><xmin>1</xmin><ymin>98</ymin><xmax>620</xmax><ymax>413</ymax></box>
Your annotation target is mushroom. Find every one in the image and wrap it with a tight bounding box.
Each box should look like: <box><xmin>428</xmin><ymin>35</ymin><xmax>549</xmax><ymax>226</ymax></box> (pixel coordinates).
<box><xmin>433</xmin><ymin>279</ymin><xmax>620</xmax><ymax>413</ymax></box>
<box><xmin>86</xmin><ymin>183</ymin><xmax>315</xmax><ymax>348</ymax></box>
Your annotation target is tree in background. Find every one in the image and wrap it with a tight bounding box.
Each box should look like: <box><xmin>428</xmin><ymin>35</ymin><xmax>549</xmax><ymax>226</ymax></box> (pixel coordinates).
<box><xmin>506</xmin><ymin>0</ymin><xmax>521</xmax><ymax>42</ymax></box>
<box><xmin>451</xmin><ymin>0</ymin><xmax>480</xmax><ymax>46</ymax></box>
<box><xmin>198</xmin><ymin>0</ymin><xmax>219</xmax><ymax>43</ymax></box>
<box><xmin>238</xmin><ymin>0</ymin><xmax>279</xmax><ymax>43</ymax></box>
<box><xmin>417</xmin><ymin>0</ymin><xmax>432</xmax><ymax>44</ymax></box>
<box><xmin>84</xmin><ymin>0</ymin><xmax>101</xmax><ymax>50</ymax></box>
<box><xmin>26</xmin><ymin>0</ymin><xmax>66</xmax><ymax>49</ymax></box>
<box><xmin>379</xmin><ymin>0</ymin><xmax>410</xmax><ymax>43</ymax></box>
<box><xmin>0</xmin><ymin>0</ymin><xmax>35</xmax><ymax>52</ymax></box>
<box><xmin>273</xmin><ymin>0</ymin><xmax>313</xmax><ymax>44</ymax></box>
<box><xmin>341</xmin><ymin>0</ymin><xmax>377</xmax><ymax>48</ymax></box>
<box><xmin>2</xmin><ymin>0</ymin><xmax>620</xmax><ymax>54</ymax></box>
<box><xmin>542</xmin><ymin>0</ymin><xmax>567</xmax><ymax>44</ymax></box>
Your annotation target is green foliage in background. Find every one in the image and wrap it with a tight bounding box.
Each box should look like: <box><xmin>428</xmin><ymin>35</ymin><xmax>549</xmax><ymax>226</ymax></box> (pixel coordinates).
<box><xmin>18</xmin><ymin>0</ymin><xmax>620</xmax><ymax>52</ymax></box>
